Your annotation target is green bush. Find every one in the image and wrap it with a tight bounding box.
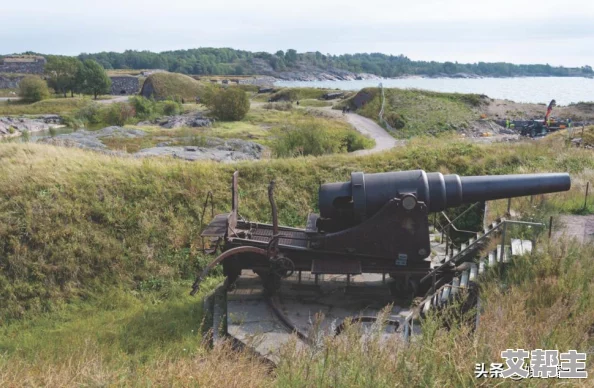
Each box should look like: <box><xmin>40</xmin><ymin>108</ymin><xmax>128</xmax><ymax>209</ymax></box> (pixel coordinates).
<box><xmin>61</xmin><ymin>115</ymin><xmax>85</xmax><ymax>129</ymax></box>
<box><xmin>271</xmin><ymin>120</ymin><xmax>372</xmax><ymax>157</ymax></box>
<box><xmin>208</xmin><ymin>88</ymin><xmax>250</xmax><ymax>121</ymax></box>
<box><xmin>102</xmin><ymin>103</ymin><xmax>136</xmax><ymax>126</ymax></box>
<box><xmin>130</xmin><ymin>96</ymin><xmax>157</xmax><ymax>120</ymax></box>
<box><xmin>75</xmin><ymin>102</ymin><xmax>103</xmax><ymax>125</ymax></box>
<box><xmin>384</xmin><ymin>111</ymin><xmax>407</xmax><ymax>129</ymax></box>
<box><xmin>160</xmin><ymin>100</ymin><xmax>182</xmax><ymax>116</ymax></box>
<box><xmin>18</xmin><ymin>76</ymin><xmax>50</xmax><ymax>103</ymax></box>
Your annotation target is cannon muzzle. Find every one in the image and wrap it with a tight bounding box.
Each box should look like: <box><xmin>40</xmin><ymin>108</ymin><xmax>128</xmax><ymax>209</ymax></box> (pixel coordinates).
<box><xmin>319</xmin><ymin>170</ymin><xmax>570</xmax><ymax>222</ymax></box>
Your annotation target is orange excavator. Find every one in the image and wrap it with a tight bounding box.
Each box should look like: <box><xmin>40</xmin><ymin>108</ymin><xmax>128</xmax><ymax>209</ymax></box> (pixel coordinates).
<box><xmin>544</xmin><ymin>99</ymin><xmax>556</xmax><ymax>127</ymax></box>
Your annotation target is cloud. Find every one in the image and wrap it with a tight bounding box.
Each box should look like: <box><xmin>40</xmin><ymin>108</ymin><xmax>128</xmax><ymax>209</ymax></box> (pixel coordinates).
<box><xmin>1</xmin><ymin>0</ymin><xmax>593</xmax><ymax>66</ymax></box>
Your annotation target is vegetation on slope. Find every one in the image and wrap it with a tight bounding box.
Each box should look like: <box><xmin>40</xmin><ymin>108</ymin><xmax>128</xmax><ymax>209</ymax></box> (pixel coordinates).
<box><xmin>351</xmin><ymin>87</ymin><xmax>481</xmax><ymax>137</ymax></box>
<box><xmin>0</xmin><ymin>139</ymin><xmax>592</xmax><ymax>321</ymax></box>
<box><xmin>140</xmin><ymin>72</ymin><xmax>208</xmax><ymax>101</ymax></box>
<box><xmin>0</xmin><ymin>139</ymin><xmax>593</xmax><ymax>385</ymax></box>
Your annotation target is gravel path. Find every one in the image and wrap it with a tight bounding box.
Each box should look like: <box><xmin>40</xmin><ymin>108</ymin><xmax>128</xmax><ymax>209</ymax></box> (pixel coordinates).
<box><xmin>319</xmin><ymin>107</ymin><xmax>403</xmax><ymax>154</ymax></box>
<box><xmin>344</xmin><ymin>113</ymin><xmax>404</xmax><ymax>155</ymax></box>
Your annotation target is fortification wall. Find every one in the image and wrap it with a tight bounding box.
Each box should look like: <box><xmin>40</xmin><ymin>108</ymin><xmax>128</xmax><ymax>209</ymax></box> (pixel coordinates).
<box><xmin>0</xmin><ymin>56</ymin><xmax>46</xmax><ymax>75</ymax></box>
<box><xmin>0</xmin><ymin>75</ymin><xmax>24</xmax><ymax>89</ymax></box>
<box><xmin>110</xmin><ymin>76</ymin><xmax>140</xmax><ymax>95</ymax></box>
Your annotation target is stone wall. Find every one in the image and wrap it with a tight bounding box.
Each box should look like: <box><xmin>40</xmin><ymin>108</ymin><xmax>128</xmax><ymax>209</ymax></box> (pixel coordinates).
<box><xmin>110</xmin><ymin>76</ymin><xmax>140</xmax><ymax>95</ymax></box>
<box><xmin>0</xmin><ymin>56</ymin><xmax>46</xmax><ymax>75</ymax></box>
<box><xmin>0</xmin><ymin>75</ymin><xmax>24</xmax><ymax>89</ymax></box>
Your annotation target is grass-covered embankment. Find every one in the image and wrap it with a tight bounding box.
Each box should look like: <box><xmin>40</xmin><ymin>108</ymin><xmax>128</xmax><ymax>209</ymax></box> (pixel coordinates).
<box><xmin>1</xmin><ymin>138</ymin><xmax>592</xmax><ymax>320</ymax></box>
<box><xmin>1</xmin><ymin>139</ymin><xmax>594</xmax><ymax>385</ymax></box>
<box><xmin>0</xmin><ymin>98</ymin><xmax>93</xmax><ymax>116</ymax></box>
<box><xmin>350</xmin><ymin>87</ymin><xmax>482</xmax><ymax>137</ymax></box>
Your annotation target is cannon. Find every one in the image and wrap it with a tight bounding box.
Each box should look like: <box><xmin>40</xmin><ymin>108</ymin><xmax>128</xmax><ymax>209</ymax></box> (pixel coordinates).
<box><xmin>192</xmin><ymin>170</ymin><xmax>570</xmax><ymax>296</ymax></box>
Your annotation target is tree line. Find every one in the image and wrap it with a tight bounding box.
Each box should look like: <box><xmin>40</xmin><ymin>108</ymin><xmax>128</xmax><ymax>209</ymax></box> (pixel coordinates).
<box><xmin>74</xmin><ymin>48</ymin><xmax>594</xmax><ymax>78</ymax></box>
<box><xmin>44</xmin><ymin>56</ymin><xmax>111</xmax><ymax>99</ymax></box>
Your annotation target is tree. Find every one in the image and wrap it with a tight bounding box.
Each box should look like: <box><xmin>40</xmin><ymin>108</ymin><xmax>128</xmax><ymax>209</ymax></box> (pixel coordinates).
<box><xmin>45</xmin><ymin>56</ymin><xmax>82</xmax><ymax>97</ymax></box>
<box><xmin>18</xmin><ymin>76</ymin><xmax>50</xmax><ymax>102</ymax></box>
<box><xmin>77</xmin><ymin>60</ymin><xmax>111</xmax><ymax>99</ymax></box>
<box><xmin>208</xmin><ymin>88</ymin><xmax>250</xmax><ymax>121</ymax></box>
<box><xmin>285</xmin><ymin>49</ymin><xmax>298</xmax><ymax>65</ymax></box>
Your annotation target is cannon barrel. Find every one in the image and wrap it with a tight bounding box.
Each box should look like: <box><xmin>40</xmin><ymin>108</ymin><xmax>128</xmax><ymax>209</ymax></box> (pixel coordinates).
<box><xmin>319</xmin><ymin>170</ymin><xmax>570</xmax><ymax>221</ymax></box>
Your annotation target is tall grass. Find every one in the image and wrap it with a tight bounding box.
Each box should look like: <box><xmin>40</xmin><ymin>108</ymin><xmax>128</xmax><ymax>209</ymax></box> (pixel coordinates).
<box><xmin>1</xmin><ymin>138</ymin><xmax>594</xmax><ymax>385</ymax></box>
<box><xmin>0</xmin><ymin>98</ymin><xmax>93</xmax><ymax>116</ymax></box>
<box><xmin>274</xmin><ymin>239</ymin><xmax>594</xmax><ymax>387</ymax></box>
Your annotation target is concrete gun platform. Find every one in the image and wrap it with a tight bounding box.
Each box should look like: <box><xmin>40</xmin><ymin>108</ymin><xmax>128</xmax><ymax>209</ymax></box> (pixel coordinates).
<box><xmin>226</xmin><ymin>271</ymin><xmax>416</xmax><ymax>363</ymax></box>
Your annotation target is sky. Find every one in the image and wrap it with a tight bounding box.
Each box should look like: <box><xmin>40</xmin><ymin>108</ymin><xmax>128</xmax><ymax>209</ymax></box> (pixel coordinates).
<box><xmin>2</xmin><ymin>0</ymin><xmax>594</xmax><ymax>67</ymax></box>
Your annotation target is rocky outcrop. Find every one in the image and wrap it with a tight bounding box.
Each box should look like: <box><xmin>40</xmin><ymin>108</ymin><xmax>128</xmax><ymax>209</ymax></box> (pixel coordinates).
<box><xmin>0</xmin><ymin>115</ymin><xmax>63</xmax><ymax>138</ymax></box>
<box><xmin>138</xmin><ymin>113</ymin><xmax>212</xmax><ymax>129</ymax></box>
<box><xmin>40</xmin><ymin>126</ymin><xmax>264</xmax><ymax>162</ymax></box>
<box><xmin>41</xmin><ymin>126</ymin><xmax>145</xmax><ymax>150</ymax></box>
<box><xmin>136</xmin><ymin>140</ymin><xmax>263</xmax><ymax>162</ymax></box>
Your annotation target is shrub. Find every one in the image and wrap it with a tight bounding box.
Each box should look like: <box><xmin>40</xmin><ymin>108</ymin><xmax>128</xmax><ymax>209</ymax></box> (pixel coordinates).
<box><xmin>342</xmin><ymin>131</ymin><xmax>370</xmax><ymax>152</ymax></box>
<box><xmin>160</xmin><ymin>100</ymin><xmax>182</xmax><ymax>116</ymax></box>
<box><xmin>75</xmin><ymin>102</ymin><xmax>103</xmax><ymax>125</ymax></box>
<box><xmin>62</xmin><ymin>115</ymin><xmax>85</xmax><ymax>129</ymax></box>
<box><xmin>102</xmin><ymin>103</ymin><xmax>136</xmax><ymax>126</ymax></box>
<box><xmin>271</xmin><ymin>120</ymin><xmax>372</xmax><ymax>157</ymax></box>
<box><xmin>384</xmin><ymin>111</ymin><xmax>407</xmax><ymax>129</ymax></box>
<box><xmin>130</xmin><ymin>96</ymin><xmax>157</xmax><ymax>119</ymax></box>
<box><xmin>18</xmin><ymin>76</ymin><xmax>50</xmax><ymax>103</ymax></box>
<box><xmin>208</xmin><ymin>88</ymin><xmax>250</xmax><ymax>121</ymax></box>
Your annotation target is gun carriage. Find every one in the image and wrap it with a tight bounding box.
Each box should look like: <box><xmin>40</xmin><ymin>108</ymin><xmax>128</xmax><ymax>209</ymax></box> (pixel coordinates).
<box><xmin>192</xmin><ymin>170</ymin><xmax>570</xmax><ymax>297</ymax></box>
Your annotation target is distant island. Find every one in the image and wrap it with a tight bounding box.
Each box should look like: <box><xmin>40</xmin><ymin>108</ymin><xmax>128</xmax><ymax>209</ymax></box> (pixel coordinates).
<box><xmin>6</xmin><ymin>48</ymin><xmax>593</xmax><ymax>81</ymax></box>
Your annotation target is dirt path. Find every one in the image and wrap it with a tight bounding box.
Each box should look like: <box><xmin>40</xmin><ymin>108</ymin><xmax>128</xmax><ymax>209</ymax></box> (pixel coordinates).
<box><xmin>96</xmin><ymin>96</ymin><xmax>130</xmax><ymax>105</ymax></box>
<box><xmin>345</xmin><ymin>113</ymin><xmax>403</xmax><ymax>155</ymax></box>
<box><xmin>318</xmin><ymin>106</ymin><xmax>402</xmax><ymax>154</ymax></box>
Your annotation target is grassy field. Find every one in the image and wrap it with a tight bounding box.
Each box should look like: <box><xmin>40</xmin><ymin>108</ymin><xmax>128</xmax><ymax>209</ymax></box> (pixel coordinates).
<box><xmin>0</xmin><ymin>139</ymin><xmax>593</xmax><ymax>385</ymax></box>
<box><xmin>0</xmin><ymin>97</ymin><xmax>94</xmax><ymax>116</ymax></box>
<box><xmin>351</xmin><ymin>88</ymin><xmax>481</xmax><ymax>137</ymax></box>
<box><xmin>74</xmin><ymin>105</ymin><xmax>372</xmax><ymax>156</ymax></box>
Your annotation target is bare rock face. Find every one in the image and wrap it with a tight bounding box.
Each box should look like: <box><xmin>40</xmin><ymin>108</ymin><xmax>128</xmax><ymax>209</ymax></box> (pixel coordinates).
<box><xmin>136</xmin><ymin>138</ymin><xmax>264</xmax><ymax>162</ymax></box>
<box><xmin>40</xmin><ymin>126</ymin><xmax>146</xmax><ymax>151</ymax></box>
<box><xmin>40</xmin><ymin>126</ymin><xmax>264</xmax><ymax>163</ymax></box>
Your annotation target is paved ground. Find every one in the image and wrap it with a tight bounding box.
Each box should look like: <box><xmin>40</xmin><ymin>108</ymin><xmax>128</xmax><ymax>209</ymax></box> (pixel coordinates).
<box><xmin>552</xmin><ymin>215</ymin><xmax>594</xmax><ymax>243</ymax></box>
<box><xmin>0</xmin><ymin>97</ymin><xmax>20</xmax><ymax>102</ymax></box>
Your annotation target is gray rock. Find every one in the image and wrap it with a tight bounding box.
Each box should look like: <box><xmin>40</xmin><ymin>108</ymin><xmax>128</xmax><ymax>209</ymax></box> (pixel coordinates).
<box><xmin>0</xmin><ymin>115</ymin><xmax>64</xmax><ymax>137</ymax></box>
<box><xmin>137</xmin><ymin>113</ymin><xmax>212</xmax><ymax>129</ymax></box>
<box><xmin>135</xmin><ymin>146</ymin><xmax>258</xmax><ymax>163</ymax></box>
<box><xmin>39</xmin><ymin>126</ymin><xmax>145</xmax><ymax>150</ymax></box>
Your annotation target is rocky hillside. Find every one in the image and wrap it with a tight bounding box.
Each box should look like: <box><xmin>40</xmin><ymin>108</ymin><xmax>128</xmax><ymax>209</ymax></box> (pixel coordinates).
<box><xmin>250</xmin><ymin>58</ymin><xmax>380</xmax><ymax>81</ymax></box>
